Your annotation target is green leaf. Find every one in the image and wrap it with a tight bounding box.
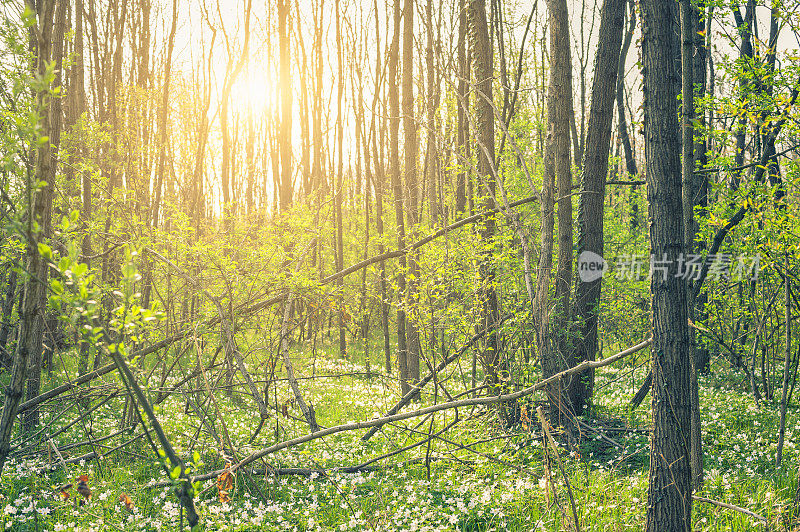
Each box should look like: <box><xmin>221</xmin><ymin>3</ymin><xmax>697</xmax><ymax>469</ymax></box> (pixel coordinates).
<box><xmin>170</xmin><ymin>466</ymin><xmax>182</xmax><ymax>480</ymax></box>
<box><xmin>37</xmin><ymin>243</ymin><xmax>52</xmax><ymax>260</ymax></box>
<box><xmin>50</xmin><ymin>279</ymin><xmax>63</xmax><ymax>294</ymax></box>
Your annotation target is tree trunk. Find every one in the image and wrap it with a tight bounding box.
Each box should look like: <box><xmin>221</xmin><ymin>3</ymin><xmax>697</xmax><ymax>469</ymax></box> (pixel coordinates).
<box><xmin>693</xmin><ymin>1</ymin><xmax>710</xmax><ymax>375</ymax></box>
<box><xmin>278</xmin><ymin>0</ymin><xmax>293</xmax><ymax>211</ymax></box>
<box><xmin>642</xmin><ymin>0</ymin><xmax>693</xmax><ymax>529</ymax></box>
<box><xmin>0</xmin><ymin>269</ymin><xmax>18</xmax><ymax>368</ymax></box>
<box><xmin>777</xmin><ymin>259</ymin><xmax>791</xmax><ymax>466</ymax></box>
<box><xmin>540</xmin><ymin>0</ymin><xmax>575</xmax><ymax>425</ymax></box>
<box><xmin>616</xmin><ymin>0</ymin><xmax>637</xmax><ymax>179</ymax></box>
<box><xmin>680</xmin><ymin>0</ymin><xmax>703</xmax><ymax>490</ymax></box>
<box><xmin>571</xmin><ymin>0</ymin><xmax>625</xmax><ymax>414</ymax></box>
<box><xmin>219</xmin><ymin>0</ymin><xmax>252</xmax><ymax>224</ymax></box>
<box><xmin>389</xmin><ymin>0</ymin><xmax>409</xmax><ymax>393</ymax></box>
<box><xmin>730</xmin><ymin>2</ymin><xmax>754</xmax><ymax>192</ymax></box>
<box><xmin>424</xmin><ymin>0</ymin><xmax>440</xmax><ymax>224</ymax></box>
<box><xmin>335</xmin><ymin>0</ymin><xmax>347</xmax><ymax>359</ymax></box>
<box><xmin>0</xmin><ymin>0</ymin><xmax>58</xmax><ymax>472</ymax></box>
<box><xmin>455</xmin><ymin>0</ymin><xmax>469</xmax><ymax>217</ymax></box>
<box><xmin>470</xmin><ymin>0</ymin><xmax>502</xmax><ymax>396</ymax></box>
<box><xmin>24</xmin><ymin>0</ymin><xmax>67</xmax><ymax>433</ymax></box>
<box><xmin>372</xmin><ymin>0</ymin><xmax>391</xmax><ymax>375</ymax></box>
<box><xmin>403</xmin><ymin>0</ymin><xmax>421</xmax><ymax>385</ymax></box>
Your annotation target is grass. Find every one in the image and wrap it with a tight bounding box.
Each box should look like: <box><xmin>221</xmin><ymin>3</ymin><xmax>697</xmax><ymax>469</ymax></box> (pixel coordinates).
<box><xmin>1</xmin><ymin>335</ymin><xmax>799</xmax><ymax>531</ymax></box>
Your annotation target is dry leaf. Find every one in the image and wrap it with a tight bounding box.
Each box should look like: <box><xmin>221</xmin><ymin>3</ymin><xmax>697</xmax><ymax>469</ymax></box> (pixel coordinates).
<box><xmin>119</xmin><ymin>492</ymin><xmax>135</xmax><ymax>512</ymax></box>
<box><xmin>76</xmin><ymin>475</ymin><xmax>92</xmax><ymax>505</ymax></box>
<box><xmin>217</xmin><ymin>460</ymin><xmax>234</xmax><ymax>502</ymax></box>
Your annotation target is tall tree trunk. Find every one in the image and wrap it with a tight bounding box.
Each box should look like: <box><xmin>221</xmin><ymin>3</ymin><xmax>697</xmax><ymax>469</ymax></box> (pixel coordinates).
<box><xmin>455</xmin><ymin>0</ymin><xmax>469</xmax><ymax>217</ymax></box>
<box><xmin>571</xmin><ymin>0</ymin><xmax>625</xmax><ymax>414</ymax></box>
<box><xmin>278</xmin><ymin>0</ymin><xmax>293</xmax><ymax>211</ymax></box>
<box><xmin>24</xmin><ymin>0</ymin><xmax>67</xmax><ymax>433</ymax></box>
<box><xmin>693</xmin><ymin>1</ymin><xmax>710</xmax><ymax>374</ymax></box>
<box><xmin>219</xmin><ymin>0</ymin><xmax>252</xmax><ymax>224</ymax></box>
<box><xmin>389</xmin><ymin>0</ymin><xmax>409</xmax><ymax>393</ymax></box>
<box><xmin>403</xmin><ymin>0</ymin><xmax>421</xmax><ymax>385</ymax></box>
<box><xmin>540</xmin><ymin>0</ymin><xmax>576</xmax><ymax>425</ymax></box>
<box><xmin>372</xmin><ymin>0</ymin><xmax>391</xmax><ymax>374</ymax></box>
<box><xmin>74</xmin><ymin>0</ymin><xmax>94</xmax><ymax>376</ymax></box>
<box><xmin>141</xmin><ymin>0</ymin><xmax>177</xmax><ymax>317</ymax></box>
<box><xmin>150</xmin><ymin>0</ymin><xmax>177</xmax><ymax>229</ymax></box>
<box><xmin>295</xmin><ymin>0</ymin><xmax>312</xmax><ymax>199</ymax></box>
<box><xmin>335</xmin><ymin>0</ymin><xmax>347</xmax><ymax>358</ymax></box>
<box><xmin>616</xmin><ymin>0</ymin><xmax>637</xmax><ymax>178</ymax></box>
<box><xmin>312</xmin><ymin>0</ymin><xmax>325</xmax><ymax>193</ymax></box>
<box><xmin>470</xmin><ymin>0</ymin><xmax>502</xmax><ymax>395</ymax></box>
<box><xmin>730</xmin><ymin>1</ymin><xmax>754</xmax><ymax>191</ymax></box>
<box><xmin>424</xmin><ymin>0</ymin><xmax>439</xmax><ymax>224</ymax></box>
<box><xmin>777</xmin><ymin>258</ymin><xmax>791</xmax><ymax>466</ymax></box>
<box><xmin>0</xmin><ymin>0</ymin><xmax>59</xmax><ymax>470</ymax></box>
<box><xmin>642</xmin><ymin>0</ymin><xmax>693</xmax><ymax>529</ymax></box>
<box><xmin>680</xmin><ymin>0</ymin><xmax>704</xmax><ymax>490</ymax></box>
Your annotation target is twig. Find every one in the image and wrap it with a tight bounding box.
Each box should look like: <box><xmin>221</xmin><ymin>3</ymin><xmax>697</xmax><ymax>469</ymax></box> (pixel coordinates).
<box><xmin>537</xmin><ymin>406</ymin><xmax>581</xmax><ymax>532</ymax></box>
<box><xmin>362</xmin><ymin>315</ymin><xmax>513</xmax><ymax>441</ymax></box>
<box><xmin>692</xmin><ymin>495</ymin><xmax>767</xmax><ymax>523</ymax></box>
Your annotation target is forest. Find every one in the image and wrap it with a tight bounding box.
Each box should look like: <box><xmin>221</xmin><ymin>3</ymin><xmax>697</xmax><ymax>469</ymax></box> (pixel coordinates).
<box><xmin>1</xmin><ymin>0</ymin><xmax>799</xmax><ymax>529</ymax></box>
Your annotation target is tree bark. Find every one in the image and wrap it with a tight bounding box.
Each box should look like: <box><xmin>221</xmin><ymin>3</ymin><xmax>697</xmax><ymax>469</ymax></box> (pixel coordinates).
<box><xmin>389</xmin><ymin>0</ymin><xmax>409</xmax><ymax>394</ymax></box>
<box><xmin>470</xmin><ymin>0</ymin><xmax>502</xmax><ymax>396</ymax></box>
<box><xmin>777</xmin><ymin>258</ymin><xmax>791</xmax><ymax>466</ymax></box>
<box><xmin>0</xmin><ymin>0</ymin><xmax>58</xmax><ymax>471</ymax></box>
<box><xmin>616</xmin><ymin>0</ymin><xmax>637</xmax><ymax>179</ymax></box>
<box><xmin>23</xmin><ymin>0</ymin><xmax>67</xmax><ymax>433</ymax></box>
<box><xmin>642</xmin><ymin>0</ymin><xmax>693</xmax><ymax>529</ymax></box>
<box><xmin>403</xmin><ymin>0</ymin><xmax>421</xmax><ymax>385</ymax></box>
<box><xmin>334</xmin><ymin>0</ymin><xmax>347</xmax><ymax>359</ymax></box>
<box><xmin>278</xmin><ymin>0</ymin><xmax>293</xmax><ymax>211</ymax></box>
<box><xmin>455</xmin><ymin>0</ymin><xmax>469</xmax><ymax>217</ymax></box>
<box><xmin>571</xmin><ymin>0</ymin><xmax>625</xmax><ymax>414</ymax></box>
<box><xmin>680</xmin><ymin>0</ymin><xmax>703</xmax><ymax>490</ymax></box>
<box><xmin>371</xmin><ymin>0</ymin><xmax>391</xmax><ymax>375</ymax></box>
<box><xmin>540</xmin><ymin>0</ymin><xmax>576</xmax><ymax>424</ymax></box>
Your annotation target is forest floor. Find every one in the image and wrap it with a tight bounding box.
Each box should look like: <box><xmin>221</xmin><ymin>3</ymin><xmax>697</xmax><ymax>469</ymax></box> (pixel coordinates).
<box><xmin>0</xmin><ymin>339</ymin><xmax>796</xmax><ymax>531</ymax></box>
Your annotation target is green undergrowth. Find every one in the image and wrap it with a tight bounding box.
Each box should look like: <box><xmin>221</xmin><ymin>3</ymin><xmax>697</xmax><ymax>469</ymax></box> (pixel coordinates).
<box><xmin>1</xmin><ymin>340</ymin><xmax>799</xmax><ymax>531</ymax></box>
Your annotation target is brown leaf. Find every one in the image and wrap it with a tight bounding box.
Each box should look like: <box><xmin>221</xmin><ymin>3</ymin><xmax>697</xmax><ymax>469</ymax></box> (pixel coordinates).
<box><xmin>217</xmin><ymin>460</ymin><xmax>234</xmax><ymax>500</ymax></box>
<box><xmin>119</xmin><ymin>492</ymin><xmax>135</xmax><ymax>512</ymax></box>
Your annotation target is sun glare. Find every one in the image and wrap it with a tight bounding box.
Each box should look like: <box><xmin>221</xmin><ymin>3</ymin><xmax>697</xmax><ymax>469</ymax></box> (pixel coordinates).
<box><xmin>230</xmin><ymin>68</ymin><xmax>275</xmax><ymax>116</ymax></box>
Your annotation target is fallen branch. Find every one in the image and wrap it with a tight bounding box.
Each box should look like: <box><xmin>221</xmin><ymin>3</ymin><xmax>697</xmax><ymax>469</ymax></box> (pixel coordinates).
<box><xmin>362</xmin><ymin>316</ymin><xmax>511</xmax><ymax>442</ymax></box>
<box><xmin>692</xmin><ymin>495</ymin><xmax>767</xmax><ymax>523</ymax></box>
<box><xmin>185</xmin><ymin>337</ymin><xmax>652</xmax><ymax>483</ymax></box>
